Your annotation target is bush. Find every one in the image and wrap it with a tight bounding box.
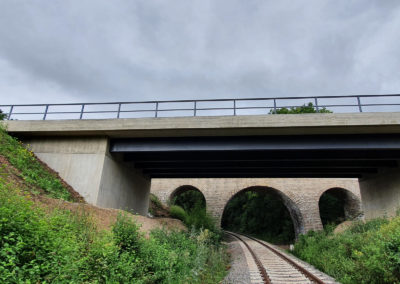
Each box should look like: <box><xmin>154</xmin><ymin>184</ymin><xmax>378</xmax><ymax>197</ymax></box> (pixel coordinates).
<box><xmin>112</xmin><ymin>214</ymin><xmax>142</xmax><ymax>253</ymax></box>
<box><xmin>172</xmin><ymin>190</ymin><xmax>206</xmax><ymax>212</ymax></box>
<box><xmin>150</xmin><ymin>193</ymin><xmax>163</xmax><ymax>208</ymax></box>
<box><xmin>293</xmin><ymin>217</ymin><xmax>400</xmax><ymax>283</ymax></box>
<box><xmin>270</xmin><ymin>102</ymin><xmax>332</xmax><ymax>114</ymax></box>
<box><xmin>0</xmin><ymin>180</ymin><xmax>228</xmax><ymax>283</ymax></box>
<box><xmin>0</xmin><ymin>125</ymin><xmax>229</xmax><ymax>283</ymax></box>
<box><xmin>170</xmin><ymin>205</ymin><xmax>188</xmax><ymax>223</ymax></box>
<box><xmin>0</xmin><ymin>109</ymin><xmax>6</xmax><ymax>120</ymax></box>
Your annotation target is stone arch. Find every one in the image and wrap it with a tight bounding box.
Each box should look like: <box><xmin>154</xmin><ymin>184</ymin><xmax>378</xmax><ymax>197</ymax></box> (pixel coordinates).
<box><xmin>221</xmin><ymin>186</ymin><xmax>306</xmax><ymax>238</ymax></box>
<box><xmin>169</xmin><ymin>185</ymin><xmax>206</xmax><ymax>209</ymax></box>
<box><xmin>318</xmin><ymin>187</ymin><xmax>362</xmax><ymax>225</ymax></box>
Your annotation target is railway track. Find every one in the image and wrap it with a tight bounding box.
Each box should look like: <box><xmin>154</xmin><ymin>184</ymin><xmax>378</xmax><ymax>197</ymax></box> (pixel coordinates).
<box><xmin>224</xmin><ymin>231</ymin><xmax>337</xmax><ymax>284</ymax></box>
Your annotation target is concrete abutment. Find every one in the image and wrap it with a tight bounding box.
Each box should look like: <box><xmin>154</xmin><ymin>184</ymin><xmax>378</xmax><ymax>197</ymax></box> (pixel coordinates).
<box><xmin>359</xmin><ymin>166</ymin><xmax>400</xmax><ymax>220</ymax></box>
<box><xmin>24</xmin><ymin>137</ymin><xmax>150</xmax><ymax>215</ymax></box>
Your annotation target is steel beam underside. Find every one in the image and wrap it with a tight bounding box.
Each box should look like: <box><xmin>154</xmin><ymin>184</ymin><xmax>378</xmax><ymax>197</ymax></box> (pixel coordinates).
<box><xmin>110</xmin><ymin>134</ymin><xmax>400</xmax><ymax>178</ymax></box>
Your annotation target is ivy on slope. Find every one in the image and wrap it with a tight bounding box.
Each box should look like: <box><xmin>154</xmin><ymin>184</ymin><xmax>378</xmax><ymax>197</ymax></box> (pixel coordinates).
<box><xmin>0</xmin><ymin>127</ymin><xmax>72</xmax><ymax>201</ymax></box>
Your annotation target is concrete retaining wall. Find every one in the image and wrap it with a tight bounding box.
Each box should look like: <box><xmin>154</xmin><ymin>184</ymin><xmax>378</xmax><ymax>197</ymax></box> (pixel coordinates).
<box><xmin>25</xmin><ymin>137</ymin><xmax>150</xmax><ymax>215</ymax></box>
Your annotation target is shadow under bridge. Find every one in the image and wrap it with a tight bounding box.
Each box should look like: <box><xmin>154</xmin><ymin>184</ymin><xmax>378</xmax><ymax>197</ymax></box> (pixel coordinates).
<box><xmin>110</xmin><ymin>134</ymin><xmax>400</xmax><ymax>178</ymax></box>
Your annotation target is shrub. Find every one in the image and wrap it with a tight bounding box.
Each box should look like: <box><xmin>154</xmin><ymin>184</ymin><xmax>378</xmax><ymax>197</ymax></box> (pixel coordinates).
<box><xmin>185</xmin><ymin>205</ymin><xmax>222</xmax><ymax>242</ymax></box>
<box><xmin>170</xmin><ymin>205</ymin><xmax>188</xmax><ymax>223</ymax></box>
<box><xmin>0</xmin><ymin>109</ymin><xmax>6</xmax><ymax>120</ymax></box>
<box><xmin>293</xmin><ymin>216</ymin><xmax>400</xmax><ymax>283</ymax></box>
<box><xmin>112</xmin><ymin>214</ymin><xmax>142</xmax><ymax>253</ymax></box>
<box><xmin>270</xmin><ymin>102</ymin><xmax>332</xmax><ymax>114</ymax></box>
<box><xmin>172</xmin><ymin>190</ymin><xmax>206</xmax><ymax>212</ymax></box>
<box><xmin>150</xmin><ymin>193</ymin><xmax>163</xmax><ymax>208</ymax></box>
<box><xmin>0</xmin><ymin>179</ymin><xmax>228</xmax><ymax>283</ymax></box>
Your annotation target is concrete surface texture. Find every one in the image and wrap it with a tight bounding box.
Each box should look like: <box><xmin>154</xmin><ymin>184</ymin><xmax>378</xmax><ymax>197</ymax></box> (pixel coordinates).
<box><xmin>5</xmin><ymin>113</ymin><xmax>400</xmax><ymax>223</ymax></box>
<box><xmin>4</xmin><ymin>112</ymin><xmax>400</xmax><ymax>137</ymax></box>
<box><xmin>25</xmin><ymin>137</ymin><xmax>150</xmax><ymax>215</ymax></box>
<box><xmin>151</xmin><ymin>178</ymin><xmax>362</xmax><ymax>235</ymax></box>
<box><xmin>360</xmin><ymin>167</ymin><xmax>400</xmax><ymax>219</ymax></box>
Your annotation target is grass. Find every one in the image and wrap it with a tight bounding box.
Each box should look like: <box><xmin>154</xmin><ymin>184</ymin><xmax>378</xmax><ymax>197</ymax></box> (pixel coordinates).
<box><xmin>0</xmin><ymin>127</ymin><xmax>229</xmax><ymax>283</ymax></box>
<box><xmin>292</xmin><ymin>217</ymin><xmax>400</xmax><ymax>283</ymax></box>
<box><xmin>0</xmin><ymin>126</ymin><xmax>73</xmax><ymax>200</ymax></box>
<box><xmin>0</xmin><ymin>181</ymin><xmax>228</xmax><ymax>283</ymax></box>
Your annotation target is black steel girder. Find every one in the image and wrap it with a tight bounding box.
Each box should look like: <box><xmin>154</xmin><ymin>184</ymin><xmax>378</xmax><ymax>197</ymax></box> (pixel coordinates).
<box><xmin>110</xmin><ymin>134</ymin><xmax>400</xmax><ymax>178</ymax></box>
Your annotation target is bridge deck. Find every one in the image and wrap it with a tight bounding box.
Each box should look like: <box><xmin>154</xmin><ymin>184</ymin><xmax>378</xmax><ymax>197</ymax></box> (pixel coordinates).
<box><xmin>4</xmin><ymin>112</ymin><xmax>400</xmax><ymax>137</ymax></box>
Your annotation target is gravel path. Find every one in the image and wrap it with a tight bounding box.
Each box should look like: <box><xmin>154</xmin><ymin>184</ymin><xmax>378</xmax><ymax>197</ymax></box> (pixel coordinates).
<box><xmin>222</xmin><ymin>234</ymin><xmax>253</xmax><ymax>284</ymax></box>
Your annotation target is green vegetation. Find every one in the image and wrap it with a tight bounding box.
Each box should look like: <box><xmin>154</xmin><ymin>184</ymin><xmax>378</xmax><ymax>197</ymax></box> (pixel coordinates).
<box><xmin>172</xmin><ymin>189</ymin><xmax>206</xmax><ymax>212</ymax></box>
<box><xmin>0</xmin><ymin>109</ymin><xmax>6</xmax><ymax>120</ymax></box>
<box><xmin>319</xmin><ymin>190</ymin><xmax>346</xmax><ymax>227</ymax></box>
<box><xmin>222</xmin><ymin>190</ymin><xmax>295</xmax><ymax>244</ymax></box>
<box><xmin>293</xmin><ymin>217</ymin><xmax>400</xmax><ymax>283</ymax></box>
<box><xmin>0</xmin><ymin>126</ymin><xmax>73</xmax><ymax>200</ymax></box>
<box><xmin>270</xmin><ymin>102</ymin><xmax>332</xmax><ymax>114</ymax></box>
<box><xmin>170</xmin><ymin>204</ymin><xmax>188</xmax><ymax>221</ymax></box>
<box><xmin>170</xmin><ymin>190</ymin><xmax>222</xmax><ymax>242</ymax></box>
<box><xmin>0</xmin><ymin>128</ymin><xmax>228</xmax><ymax>283</ymax></box>
<box><xmin>0</xmin><ymin>183</ymin><xmax>228</xmax><ymax>283</ymax></box>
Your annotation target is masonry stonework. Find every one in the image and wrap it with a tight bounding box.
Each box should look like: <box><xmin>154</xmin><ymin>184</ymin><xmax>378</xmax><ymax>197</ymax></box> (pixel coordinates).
<box><xmin>151</xmin><ymin>178</ymin><xmax>362</xmax><ymax>236</ymax></box>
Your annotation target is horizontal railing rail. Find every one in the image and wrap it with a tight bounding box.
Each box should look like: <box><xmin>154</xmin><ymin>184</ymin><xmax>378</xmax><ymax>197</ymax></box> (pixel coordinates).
<box><xmin>1</xmin><ymin>94</ymin><xmax>399</xmax><ymax>120</ymax></box>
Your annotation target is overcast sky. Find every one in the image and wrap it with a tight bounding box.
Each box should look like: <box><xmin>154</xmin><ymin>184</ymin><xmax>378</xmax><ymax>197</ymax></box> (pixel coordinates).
<box><xmin>0</xmin><ymin>0</ymin><xmax>399</xmax><ymax>105</ymax></box>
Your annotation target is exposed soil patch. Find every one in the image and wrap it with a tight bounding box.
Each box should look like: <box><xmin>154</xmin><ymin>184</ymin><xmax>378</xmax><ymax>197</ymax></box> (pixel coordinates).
<box><xmin>0</xmin><ymin>154</ymin><xmax>84</xmax><ymax>202</ymax></box>
<box><xmin>1</xmin><ymin>154</ymin><xmax>185</xmax><ymax>235</ymax></box>
<box><xmin>31</xmin><ymin>152</ymin><xmax>85</xmax><ymax>202</ymax></box>
<box><xmin>149</xmin><ymin>196</ymin><xmax>171</xmax><ymax>218</ymax></box>
<box><xmin>34</xmin><ymin>195</ymin><xmax>186</xmax><ymax>235</ymax></box>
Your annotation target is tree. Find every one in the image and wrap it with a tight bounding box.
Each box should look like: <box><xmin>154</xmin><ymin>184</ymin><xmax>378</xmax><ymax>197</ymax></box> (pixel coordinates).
<box><xmin>0</xmin><ymin>109</ymin><xmax>6</xmax><ymax>120</ymax></box>
<box><xmin>270</xmin><ymin>102</ymin><xmax>332</xmax><ymax>114</ymax></box>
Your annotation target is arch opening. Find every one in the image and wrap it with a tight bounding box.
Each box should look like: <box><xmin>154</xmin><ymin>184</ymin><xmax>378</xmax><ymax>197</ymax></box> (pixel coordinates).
<box><xmin>318</xmin><ymin>187</ymin><xmax>362</xmax><ymax>228</ymax></box>
<box><xmin>170</xmin><ymin>185</ymin><xmax>206</xmax><ymax>211</ymax></box>
<box><xmin>221</xmin><ymin>186</ymin><xmax>304</xmax><ymax>244</ymax></box>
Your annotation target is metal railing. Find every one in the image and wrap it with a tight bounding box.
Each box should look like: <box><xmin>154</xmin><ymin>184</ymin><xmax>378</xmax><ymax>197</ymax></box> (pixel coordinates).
<box><xmin>1</xmin><ymin>94</ymin><xmax>399</xmax><ymax>120</ymax></box>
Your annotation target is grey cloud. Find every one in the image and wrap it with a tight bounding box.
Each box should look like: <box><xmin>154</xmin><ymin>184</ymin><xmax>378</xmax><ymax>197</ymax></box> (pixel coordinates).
<box><xmin>0</xmin><ymin>0</ymin><xmax>399</xmax><ymax>105</ymax></box>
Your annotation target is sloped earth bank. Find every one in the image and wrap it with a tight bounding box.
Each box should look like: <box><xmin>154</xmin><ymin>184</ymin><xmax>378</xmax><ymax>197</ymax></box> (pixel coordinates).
<box><xmin>1</xmin><ymin>154</ymin><xmax>185</xmax><ymax>234</ymax></box>
<box><xmin>34</xmin><ymin>195</ymin><xmax>186</xmax><ymax>234</ymax></box>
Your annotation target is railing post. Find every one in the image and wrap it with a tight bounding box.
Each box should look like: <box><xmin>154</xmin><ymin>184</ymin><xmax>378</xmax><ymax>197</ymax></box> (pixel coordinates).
<box><xmin>357</xmin><ymin>96</ymin><xmax>363</xmax><ymax>112</ymax></box>
<box><xmin>43</xmin><ymin>105</ymin><xmax>49</xmax><ymax>120</ymax></box>
<box><xmin>117</xmin><ymin>103</ymin><xmax>122</xmax><ymax>119</ymax></box>
<box><xmin>233</xmin><ymin>100</ymin><xmax>236</xmax><ymax>116</ymax></box>
<box><xmin>194</xmin><ymin>101</ymin><xmax>197</xmax><ymax>116</ymax></box>
<box><xmin>79</xmin><ymin>104</ymin><xmax>85</xmax><ymax>119</ymax></box>
<box><xmin>7</xmin><ymin>105</ymin><xmax>13</xmax><ymax>120</ymax></box>
<box><xmin>155</xmin><ymin>102</ymin><xmax>159</xmax><ymax>118</ymax></box>
<box><xmin>273</xmin><ymin>99</ymin><xmax>277</xmax><ymax>114</ymax></box>
<box><xmin>314</xmin><ymin>97</ymin><xmax>319</xmax><ymax>112</ymax></box>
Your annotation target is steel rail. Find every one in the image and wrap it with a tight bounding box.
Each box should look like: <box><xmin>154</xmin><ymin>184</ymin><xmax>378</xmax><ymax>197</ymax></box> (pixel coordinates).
<box><xmin>224</xmin><ymin>231</ymin><xmax>270</xmax><ymax>284</ymax></box>
<box><xmin>236</xmin><ymin>232</ymin><xmax>327</xmax><ymax>284</ymax></box>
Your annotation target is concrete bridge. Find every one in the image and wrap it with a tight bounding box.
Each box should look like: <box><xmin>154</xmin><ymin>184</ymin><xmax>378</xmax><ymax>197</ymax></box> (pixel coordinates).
<box><xmin>3</xmin><ymin>112</ymin><xmax>400</xmax><ymax>233</ymax></box>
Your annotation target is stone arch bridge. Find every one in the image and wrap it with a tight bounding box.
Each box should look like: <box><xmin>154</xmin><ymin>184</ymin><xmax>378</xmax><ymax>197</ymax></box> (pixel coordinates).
<box><xmin>151</xmin><ymin>178</ymin><xmax>362</xmax><ymax>236</ymax></box>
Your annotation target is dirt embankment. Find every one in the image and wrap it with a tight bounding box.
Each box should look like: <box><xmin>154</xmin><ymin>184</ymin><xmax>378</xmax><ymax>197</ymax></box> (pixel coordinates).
<box><xmin>1</xmin><ymin>154</ymin><xmax>185</xmax><ymax>234</ymax></box>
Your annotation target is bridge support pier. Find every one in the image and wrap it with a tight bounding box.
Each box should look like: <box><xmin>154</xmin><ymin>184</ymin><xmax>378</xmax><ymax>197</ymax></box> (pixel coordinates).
<box><xmin>24</xmin><ymin>137</ymin><xmax>150</xmax><ymax>215</ymax></box>
<box><xmin>359</xmin><ymin>166</ymin><xmax>400</xmax><ymax>220</ymax></box>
